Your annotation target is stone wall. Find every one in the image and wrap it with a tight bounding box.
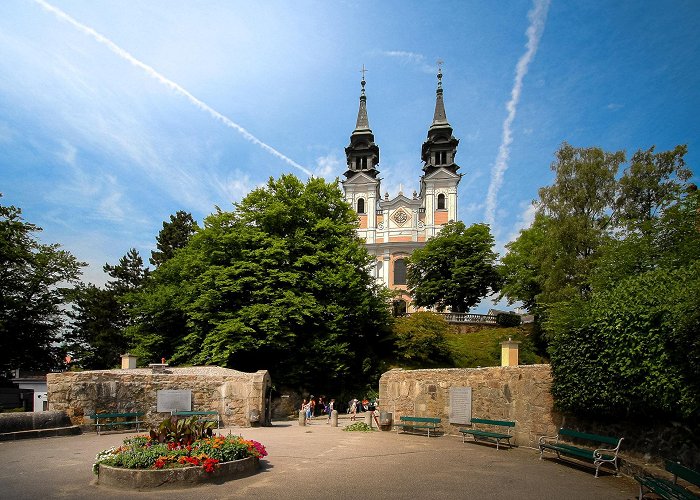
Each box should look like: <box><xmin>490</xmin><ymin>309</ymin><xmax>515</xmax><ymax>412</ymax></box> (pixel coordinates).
<box><xmin>379</xmin><ymin>365</ymin><xmax>700</xmax><ymax>471</ymax></box>
<box><xmin>379</xmin><ymin>365</ymin><xmax>559</xmax><ymax>449</ymax></box>
<box><xmin>47</xmin><ymin>366</ymin><xmax>271</xmax><ymax>428</ymax></box>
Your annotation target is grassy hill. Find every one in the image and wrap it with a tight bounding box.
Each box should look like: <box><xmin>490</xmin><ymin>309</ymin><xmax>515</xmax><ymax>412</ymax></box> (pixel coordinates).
<box><xmin>445</xmin><ymin>323</ymin><xmax>545</xmax><ymax>368</ymax></box>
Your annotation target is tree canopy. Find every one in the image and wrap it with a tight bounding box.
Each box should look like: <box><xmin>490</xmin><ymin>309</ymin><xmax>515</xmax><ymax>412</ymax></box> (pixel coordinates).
<box><xmin>0</xmin><ymin>197</ymin><xmax>83</xmax><ymax>375</ymax></box>
<box><xmin>127</xmin><ymin>175</ymin><xmax>392</xmax><ymax>391</ymax></box>
<box><xmin>407</xmin><ymin>221</ymin><xmax>499</xmax><ymax>313</ymax></box>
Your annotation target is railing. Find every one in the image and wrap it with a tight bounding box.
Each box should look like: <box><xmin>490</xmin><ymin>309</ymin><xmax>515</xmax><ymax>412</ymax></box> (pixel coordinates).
<box><xmin>405</xmin><ymin>312</ymin><xmax>498</xmax><ymax>324</ymax></box>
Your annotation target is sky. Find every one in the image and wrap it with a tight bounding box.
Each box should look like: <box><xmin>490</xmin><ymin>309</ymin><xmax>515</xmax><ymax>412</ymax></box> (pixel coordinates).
<box><xmin>1</xmin><ymin>0</ymin><xmax>699</xmax><ymax>311</ymax></box>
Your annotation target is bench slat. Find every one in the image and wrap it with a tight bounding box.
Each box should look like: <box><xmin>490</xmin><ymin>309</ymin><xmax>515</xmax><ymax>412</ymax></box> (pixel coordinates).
<box><xmin>470</xmin><ymin>418</ymin><xmax>515</xmax><ymax>428</ymax></box>
<box><xmin>558</xmin><ymin>428</ymin><xmax>620</xmax><ymax>446</ymax></box>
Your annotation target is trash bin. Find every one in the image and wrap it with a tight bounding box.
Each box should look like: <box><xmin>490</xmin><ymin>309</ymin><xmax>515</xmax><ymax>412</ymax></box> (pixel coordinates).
<box><xmin>379</xmin><ymin>411</ymin><xmax>392</xmax><ymax>431</ymax></box>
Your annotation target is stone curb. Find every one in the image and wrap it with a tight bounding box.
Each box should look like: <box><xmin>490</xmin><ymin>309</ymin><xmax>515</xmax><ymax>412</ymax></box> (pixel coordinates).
<box><xmin>0</xmin><ymin>425</ymin><xmax>82</xmax><ymax>441</ymax></box>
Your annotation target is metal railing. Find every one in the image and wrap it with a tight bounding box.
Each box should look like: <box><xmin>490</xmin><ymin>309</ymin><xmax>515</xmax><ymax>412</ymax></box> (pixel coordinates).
<box><xmin>405</xmin><ymin>312</ymin><xmax>498</xmax><ymax>324</ymax></box>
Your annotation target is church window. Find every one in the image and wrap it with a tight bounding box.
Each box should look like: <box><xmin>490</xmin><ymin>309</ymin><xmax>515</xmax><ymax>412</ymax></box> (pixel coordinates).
<box><xmin>393</xmin><ymin>258</ymin><xmax>407</xmax><ymax>285</ymax></box>
<box><xmin>362</xmin><ymin>157</ymin><xmax>367</xmax><ymax>169</ymax></box>
<box><xmin>357</xmin><ymin>198</ymin><xmax>365</xmax><ymax>214</ymax></box>
<box><xmin>435</xmin><ymin>151</ymin><xmax>447</xmax><ymax>165</ymax></box>
<box><xmin>437</xmin><ymin>193</ymin><xmax>446</xmax><ymax>210</ymax></box>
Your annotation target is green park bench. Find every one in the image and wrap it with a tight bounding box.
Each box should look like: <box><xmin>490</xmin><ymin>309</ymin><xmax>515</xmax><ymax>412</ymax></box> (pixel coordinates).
<box><xmin>171</xmin><ymin>410</ymin><xmax>221</xmax><ymax>429</ymax></box>
<box><xmin>398</xmin><ymin>416</ymin><xmax>441</xmax><ymax>437</ymax></box>
<box><xmin>538</xmin><ymin>428</ymin><xmax>624</xmax><ymax>477</ymax></box>
<box><xmin>635</xmin><ymin>459</ymin><xmax>700</xmax><ymax>500</ymax></box>
<box><xmin>459</xmin><ymin>417</ymin><xmax>515</xmax><ymax>450</ymax></box>
<box><xmin>89</xmin><ymin>411</ymin><xmax>145</xmax><ymax>435</ymax></box>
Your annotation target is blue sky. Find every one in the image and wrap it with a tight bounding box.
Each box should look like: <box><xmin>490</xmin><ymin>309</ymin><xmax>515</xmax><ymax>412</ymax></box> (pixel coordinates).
<box><xmin>1</xmin><ymin>1</ymin><xmax>699</xmax><ymax>308</ymax></box>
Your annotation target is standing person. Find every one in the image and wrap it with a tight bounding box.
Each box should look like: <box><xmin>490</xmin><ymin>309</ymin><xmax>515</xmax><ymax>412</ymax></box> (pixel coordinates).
<box><xmin>327</xmin><ymin>399</ymin><xmax>335</xmax><ymax>423</ymax></box>
<box><xmin>349</xmin><ymin>398</ymin><xmax>357</xmax><ymax>421</ymax></box>
<box><xmin>309</xmin><ymin>396</ymin><xmax>316</xmax><ymax>420</ymax></box>
<box><xmin>301</xmin><ymin>399</ymin><xmax>309</xmax><ymax>424</ymax></box>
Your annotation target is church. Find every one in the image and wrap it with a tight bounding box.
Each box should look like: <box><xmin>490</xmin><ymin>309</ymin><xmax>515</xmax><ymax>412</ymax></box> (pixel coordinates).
<box><xmin>342</xmin><ymin>67</ymin><xmax>462</xmax><ymax>315</ymax></box>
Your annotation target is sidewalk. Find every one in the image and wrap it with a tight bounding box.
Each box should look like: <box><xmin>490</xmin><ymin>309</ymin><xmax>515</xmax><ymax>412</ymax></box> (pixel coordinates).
<box><xmin>0</xmin><ymin>418</ymin><xmax>639</xmax><ymax>499</ymax></box>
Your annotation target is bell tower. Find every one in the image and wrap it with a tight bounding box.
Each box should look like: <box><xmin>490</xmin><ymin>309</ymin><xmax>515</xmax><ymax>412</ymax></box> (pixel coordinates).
<box><xmin>420</xmin><ymin>64</ymin><xmax>462</xmax><ymax>237</ymax></box>
<box><xmin>342</xmin><ymin>68</ymin><xmax>381</xmax><ymax>244</ymax></box>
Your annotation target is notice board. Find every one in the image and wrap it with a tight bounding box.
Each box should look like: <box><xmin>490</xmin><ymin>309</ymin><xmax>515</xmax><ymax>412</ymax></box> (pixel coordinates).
<box><xmin>157</xmin><ymin>389</ymin><xmax>192</xmax><ymax>412</ymax></box>
<box><xmin>449</xmin><ymin>386</ymin><xmax>472</xmax><ymax>425</ymax></box>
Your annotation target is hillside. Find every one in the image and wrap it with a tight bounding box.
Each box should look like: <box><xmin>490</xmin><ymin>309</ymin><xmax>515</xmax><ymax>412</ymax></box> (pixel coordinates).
<box><xmin>445</xmin><ymin>323</ymin><xmax>545</xmax><ymax>368</ymax></box>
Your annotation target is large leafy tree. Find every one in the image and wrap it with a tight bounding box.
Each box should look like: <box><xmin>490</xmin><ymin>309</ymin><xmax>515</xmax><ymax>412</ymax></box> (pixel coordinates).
<box><xmin>150</xmin><ymin>211</ymin><xmax>198</xmax><ymax>267</ymax></box>
<box><xmin>0</xmin><ymin>197</ymin><xmax>83</xmax><ymax>375</ymax></box>
<box><xmin>65</xmin><ymin>248</ymin><xmax>149</xmax><ymax>369</ymax></box>
<box><xmin>407</xmin><ymin>222</ymin><xmax>499</xmax><ymax>313</ymax></box>
<box><xmin>128</xmin><ymin>175</ymin><xmax>392</xmax><ymax>391</ymax></box>
<box><xmin>392</xmin><ymin>312</ymin><xmax>451</xmax><ymax>366</ymax></box>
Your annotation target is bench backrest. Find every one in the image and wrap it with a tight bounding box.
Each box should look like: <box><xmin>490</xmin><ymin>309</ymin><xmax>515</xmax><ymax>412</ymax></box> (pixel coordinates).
<box><xmin>665</xmin><ymin>460</ymin><xmax>700</xmax><ymax>487</ymax></box>
<box><xmin>400</xmin><ymin>416</ymin><xmax>441</xmax><ymax>424</ymax></box>
<box><xmin>91</xmin><ymin>412</ymin><xmax>143</xmax><ymax>419</ymax></box>
<box><xmin>471</xmin><ymin>418</ymin><xmax>515</xmax><ymax>427</ymax></box>
<box><xmin>558</xmin><ymin>428</ymin><xmax>621</xmax><ymax>447</ymax></box>
<box><xmin>172</xmin><ymin>411</ymin><xmax>218</xmax><ymax>416</ymax></box>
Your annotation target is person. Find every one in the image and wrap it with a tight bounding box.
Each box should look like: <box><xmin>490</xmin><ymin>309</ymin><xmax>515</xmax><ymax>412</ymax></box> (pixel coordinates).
<box><xmin>349</xmin><ymin>398</ymin><xmax>357</xmax><ymax>421</ymax></box>
<box><xmin>372</xmin><ymin>400</ymin><xmax>380</xmax><ymax>427</ymax></box>
<box><xmin>301</xmin><ymin>399</ymin><xmax>309</xmax><ymax>424</ymax></box>
<box><xmin>327</xmin><ymin>399</ymin><xmax>335</xmax><ymax>423</ymax></box>
<box><xmin>309</xmin><ymin>396</ymin><xmax>316</xmax><ymax>420</ymax></box>
<box><xmin>362</xmin><ymin>398</ymin><xmax>369</xmax><ymax>412</ymax></box>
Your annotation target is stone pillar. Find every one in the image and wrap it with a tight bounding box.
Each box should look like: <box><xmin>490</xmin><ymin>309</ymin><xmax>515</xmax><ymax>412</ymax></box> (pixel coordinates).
<box><xmin>330</xmin><ymin>410</ymin><xmax>338</xmax><ymax>427</ymax></box>
<box><xmin>500</xmin><ymin>338</ymin><xmax>521</xmax><ymax>367</ymax></box>
<box><xmin>364</xmin><ymin>411</ymin><xmax>372</xmax><ymax>427</ymax></box>
<box><xmin>299</xmin><ymin>410</ymin><xmax>306</xmax><ymax>426</ymax></box>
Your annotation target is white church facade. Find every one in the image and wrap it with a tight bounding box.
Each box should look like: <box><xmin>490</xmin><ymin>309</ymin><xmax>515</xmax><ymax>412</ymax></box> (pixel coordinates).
<box><xmin>342</xmin><ymin>68</ymin><xmax>462</xmax><ymax>314</ymax></box>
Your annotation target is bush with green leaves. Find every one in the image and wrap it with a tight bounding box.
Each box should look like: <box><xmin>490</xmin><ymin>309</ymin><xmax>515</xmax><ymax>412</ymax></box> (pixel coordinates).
<box><xmin>547</xmin><ymin>261</ymin><xmax>700</xmax><ymax>421</ymax></box>
<box><xmin>392</xmin><ymin>312</ymin><xmax>452</xmax><ymax>366</ymax></box>
<box><xmin>496</xmin><ymin>313</ymin><xmax>521</xmax><ymax>327</ymax></box>
<box><xmin>343</xmin><ymin>422</ymin><xmax>374</xmax><ymax>432</ymax></box>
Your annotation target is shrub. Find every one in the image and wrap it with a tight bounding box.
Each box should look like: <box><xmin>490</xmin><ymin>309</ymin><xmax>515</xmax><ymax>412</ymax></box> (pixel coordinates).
<box><xmin>496</xmin><ymin>313</ymin><xmax>521</xmax><ymax>327</ymax></box>
<box><xmin>392</xmin><ymin>312</ymin><xmax>451</xmax><ymax>366</ymax></box>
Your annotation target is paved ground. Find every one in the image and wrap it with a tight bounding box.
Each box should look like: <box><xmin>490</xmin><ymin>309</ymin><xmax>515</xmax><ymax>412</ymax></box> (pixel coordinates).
<box><xmin>0</xmin><ymin>416</ymin><xmax>640</xmax><ymax>500</ymax></box>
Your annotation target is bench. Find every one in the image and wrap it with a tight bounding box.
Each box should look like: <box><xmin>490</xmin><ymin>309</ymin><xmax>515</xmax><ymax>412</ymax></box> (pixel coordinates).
<box><xmin>539</xmin><ymin>428</ymin><xmax>624</xmax><ymax>477</ymax></box>
<box><xmin>459</xmin><ymin>418</ymin><xmax>515</xmax><ymax>450</ymax></box>
<box><xmin>398</xmin><ymin>416</ymin><xmax>441</xmax><ymax>437</ymax></box>
<box><xmin>635</xmin><ymin>460</ymin><xmax>700</xmax><ymax>500</ymax></box>
<box><xmin>171</xmin><ymin>410</ymin><xmax>220</xmax><ymax>429</ymax></box>
<box><xmin>89</xmin><ymin>412</ymin><xmax>144</xmax><ymax>435</ymax></box>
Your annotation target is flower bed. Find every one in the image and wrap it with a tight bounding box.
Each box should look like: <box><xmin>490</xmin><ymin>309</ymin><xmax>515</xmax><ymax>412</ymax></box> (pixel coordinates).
<box><xmin>94</xmin><ymin>434</ymin><xmax>267</xmax><ymax>489</ymax></box>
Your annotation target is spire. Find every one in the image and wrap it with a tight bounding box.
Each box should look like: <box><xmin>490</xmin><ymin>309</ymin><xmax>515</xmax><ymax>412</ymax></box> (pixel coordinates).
<box><xmin>422</xmin><ymin>61</ymin><xmax>459</xmax><ymax>174</ymax></box>
<box><xmin>355</xmin><ymin>65</ymin><xmax>370</xmax><ymax>131</ymax></box>
<box><xmin>344</xmin><ymin>65</ymin><xmax>380</xmax><ymax>179</ymax></box>
<box><xmin>431</xmin><ymin>61</ymin><xmax>449</xmax><ymax>127</ymax></box>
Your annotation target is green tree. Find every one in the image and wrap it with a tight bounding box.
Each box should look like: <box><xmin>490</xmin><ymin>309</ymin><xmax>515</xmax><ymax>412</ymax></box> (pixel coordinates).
<box><xmin>149</xmin><ymin>211</ymin><xmax>198</xmax><ymax>267</ymax></box>
<box><xmin>392</xmin><ymin>312</ymin><xmax>451</xmax><ymax>366</ymax></box>
<box><xmin>0</xmin><ymin>197</ymin><xmax>83</xmax><ymax>375</ymax></box>
<box><xmin>407</xmin><ymin>222</ymin><xmax>500</xmax><ymax>313</ymax></box>
<box><xmin>128</xmin><ymin>175</ymin><xmax>392</xmax><ymax>391</ymax></box>
<box><xmin>66</xmin><ymin>249</ymin><xmax>149</xmax><ymax>369</ymax></box>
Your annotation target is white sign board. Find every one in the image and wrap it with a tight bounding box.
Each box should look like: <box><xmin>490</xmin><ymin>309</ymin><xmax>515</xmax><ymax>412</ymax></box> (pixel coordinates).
<box><xmin>157</xmin><ymin>389</ymin><xmax>192</xmax><ymax>412</ymax></box>
<box><xmin>449</xmin><ymin>386</ymin><xmax>472</xmax><ymax>425</ymax></box>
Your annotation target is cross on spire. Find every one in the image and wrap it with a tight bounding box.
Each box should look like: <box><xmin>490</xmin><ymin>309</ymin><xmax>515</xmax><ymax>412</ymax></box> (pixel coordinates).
<box><xmin>360</xmin><ymin>64</ymin><xmax>368</xmax><ymax>81</ymax></box>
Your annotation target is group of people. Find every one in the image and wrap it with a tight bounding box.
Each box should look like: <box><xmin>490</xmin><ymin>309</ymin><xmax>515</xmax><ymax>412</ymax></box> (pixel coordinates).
<box><xmin>300</xmin><ymin>395</ymin><xmax>335</xmax><ymax>424</ymax></box>
<box><xmin>347</xmin><ymin>398</ymin><xmax>377</xmax><ymax>422</ymax></box>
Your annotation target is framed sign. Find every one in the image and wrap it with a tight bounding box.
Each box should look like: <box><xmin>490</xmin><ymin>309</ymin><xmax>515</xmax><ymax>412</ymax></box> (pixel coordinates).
<box><xmin>449</xmin><ymin>386</ymin><xmax>472</xmax><ymax>425</ymax></box>
<box><xmin>157</xmin><ymin>389</ymin><xmax>192</xmax><ymax>412</ymax></box>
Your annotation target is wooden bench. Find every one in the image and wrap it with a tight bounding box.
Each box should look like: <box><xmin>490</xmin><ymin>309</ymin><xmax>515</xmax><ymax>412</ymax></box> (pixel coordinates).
<box><xmin>171</xmin><ymin>410</ymin><xmax>220</xmax><ymax>429</ymax></box>
<box><xmin>635</xmin><ymin>460</ymin><xmax>700</xmax><ymax>500</ymax></box>
<box><xmin>398</xmin><ymin>416</ymin><xmax>441</xmax><ymax>437</ymax></box>
<box><xmin>89</xmin><ymin>412</ymin><xmax>144</xmax><ymax>435</ymax></box>
<box><xmin>459</xmin><ymin>418</ymin><xmax>515</xmax><ymax>450</ymax></box>
<box><xmin>538</xmin><ymin>428</ymin><xmax>624</xmax><ymax>477</ymax></box>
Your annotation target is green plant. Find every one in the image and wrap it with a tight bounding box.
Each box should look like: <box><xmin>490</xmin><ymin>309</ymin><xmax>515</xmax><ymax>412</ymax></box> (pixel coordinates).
<box><xmin>149</xmin><ymin>415</ymin><xmax>216</xmax><ymax>446</ymax></box>
<box><xmin>496</xmin><ymin>313</ymin><xmax>521</xmax><ymax>327</ymax></box>
<box><xmin>343</xmin><ymin>422</ymin><xmax>374</xmax><ymax>432</ymax></box>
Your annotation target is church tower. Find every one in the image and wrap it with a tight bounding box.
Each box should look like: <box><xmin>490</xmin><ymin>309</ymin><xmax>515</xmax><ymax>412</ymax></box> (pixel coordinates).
<box><xmin>343</xmin><ymin>66</ymin><xmax>462</xmax><ymax>315</ymax></box>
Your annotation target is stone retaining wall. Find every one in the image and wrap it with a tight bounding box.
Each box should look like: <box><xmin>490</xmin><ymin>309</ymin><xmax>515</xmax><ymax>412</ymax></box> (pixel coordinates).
<box><xmin>379</xmin><ymin>365</ymin><xmax>700</xmax><ymax>470</ymax></box>
<box><xmin>48</xmin><ymin>366</ymin><xmax>271</xmax><ymax>428</ymax></box>
<box><xmin>379</xmin><ymin>365</ymin><xmax>559</xmax><ymax>449</ymax></box>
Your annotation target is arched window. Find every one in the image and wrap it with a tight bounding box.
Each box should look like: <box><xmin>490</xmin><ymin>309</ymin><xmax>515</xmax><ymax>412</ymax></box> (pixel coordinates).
<box><xmin>393</xmin><ymin>258</ymin><xmax>407</xmax><ymax>285</ymax></box>
<box><xmin>357</xmin><ymin>198</ymin><xmax>365</xmax><ymax>214</ymax></box>
<box><xmin>437</xmin><ymin>193</ymin><xmax>446</xmax><ymax>210</ymax></box>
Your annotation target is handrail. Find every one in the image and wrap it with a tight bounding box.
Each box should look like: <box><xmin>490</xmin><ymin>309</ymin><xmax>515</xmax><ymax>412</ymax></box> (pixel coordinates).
<box><xmin>404</xmin><ymin>312</ymin><xmax>498</xmax><ymax>324</ymax></box>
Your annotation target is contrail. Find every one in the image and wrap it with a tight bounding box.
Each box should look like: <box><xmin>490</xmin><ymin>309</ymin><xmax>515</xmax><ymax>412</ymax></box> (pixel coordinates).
<box><xmin>484</xmin><ymin>0</ymin><xmax>550</xmax><ymax>227</ymax></box>
<box><xmin>33</xmin><ymin>0</ymin><xmax>313</xmax><ymax>177</ymax></box>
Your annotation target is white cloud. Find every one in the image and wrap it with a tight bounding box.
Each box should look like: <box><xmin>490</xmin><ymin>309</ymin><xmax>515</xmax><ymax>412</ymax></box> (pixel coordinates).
<box><xmin>606</xmin><ymin>103</ymin><xmax>623</xmax><ymax>111</ymax></box>
<box><xmin>314</xmin><ymin>153</ymin><xmax>343</xmax><ymax>179</ymax></box>
<box><xmin>377</xmin><ymin>50</ymin><xmax>436</xmax><ymax>74</ymax></box>
<box><xmin>484</xmin><ymin>0</ymin><xmax>550</xmax><ymax>227</ymax></box>
<box><xmin>33</xmin><ymin>0</ymin><xmax>312</xmax><ymax>177</ymax></box>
